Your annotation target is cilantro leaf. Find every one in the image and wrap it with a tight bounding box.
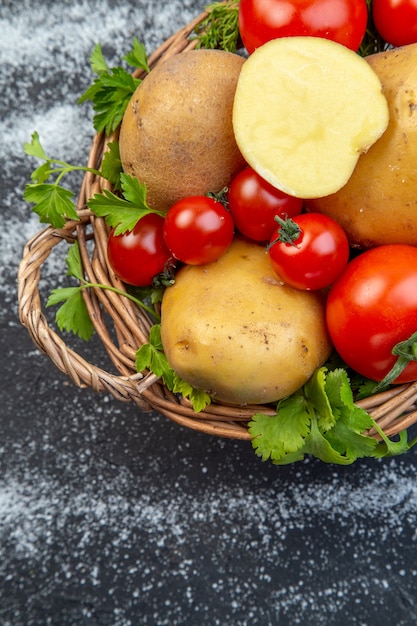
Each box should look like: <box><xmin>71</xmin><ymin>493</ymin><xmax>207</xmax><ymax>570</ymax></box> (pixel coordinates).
<box><xmin>249</xmin><ymin>366</ymin><xmax>384</xmax><ymax>466</ymax></box>
<box><xmin>249</xmin><ymin>391</ymin><xmax>310</xmax><ymax>463</ymax></box>
<box><xmin>303</xmin><ymin>416</ymin><xmax>355</xmax><ymax>465</ymax></box>
<box><xmin>371</xmin><ymin>422</ymin><xmax>414</xmax><ymax>458</ymax></box>
<box><xmin>23</xmin><ymin>183</ymin><xmax>78</xmax><ymax>228</ymax></box>
<box><xmin>304</xmin><ymin>367</ymin><xmax>335</xmax><ymax>432</ymax></box>
<box><xmin>87</xmin><ymin>173</ymin><xmax>163</xmax><ymax>234</ymax></box>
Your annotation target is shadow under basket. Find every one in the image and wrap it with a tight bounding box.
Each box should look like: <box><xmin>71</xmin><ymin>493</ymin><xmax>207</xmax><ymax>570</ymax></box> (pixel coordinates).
<box><xmin>17</xmin><ymin>10</ymin><xmax>417</xmax><ymax>443</ymax></box>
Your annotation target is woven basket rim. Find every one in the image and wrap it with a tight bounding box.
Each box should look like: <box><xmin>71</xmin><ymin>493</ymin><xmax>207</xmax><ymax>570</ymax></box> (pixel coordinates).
<box><xmin>17</xmin><ymin>10</ymin><xmax>417</xmax><ymax>443</ymax></box>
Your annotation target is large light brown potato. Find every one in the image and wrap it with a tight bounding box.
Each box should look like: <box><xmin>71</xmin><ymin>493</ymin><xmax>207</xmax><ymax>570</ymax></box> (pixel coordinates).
<box><xmin>307</xmin><ymin>43</ymin><xmax>417</xmax><ymax>248</ymax></box>
<box><xmin>119</xmin><ymin>49</ymin><xmax>247</xmax><ymax>212</ymax></box>
<box><xmin>160</xmin><ymin>237</ymin><xmax>332</xmax><ymax>406</ymax></box>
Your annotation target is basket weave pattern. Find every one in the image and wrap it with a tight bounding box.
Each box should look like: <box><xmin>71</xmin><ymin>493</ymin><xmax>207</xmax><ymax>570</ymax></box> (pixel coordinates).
<box><xmin>17</xmin><ymin>11</ymin><xmax>417</xmax><ymax>441</ymax></box>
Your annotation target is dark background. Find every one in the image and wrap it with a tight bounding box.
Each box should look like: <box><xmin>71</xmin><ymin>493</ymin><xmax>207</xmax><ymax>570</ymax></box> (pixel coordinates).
<box><xmin>2</xmin><ymin>1</ymin><xmax>417</xmax><ymax>624</ymax></box>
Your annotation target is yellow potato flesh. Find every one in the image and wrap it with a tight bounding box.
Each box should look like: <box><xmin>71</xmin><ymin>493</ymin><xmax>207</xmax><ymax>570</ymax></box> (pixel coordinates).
<box><xmin>307</xmin><ymin>43</ymin><xmax>417</xmax><ymax>248</ymax></box>
<box><xmin>233</xmin><ymin>36</ymin><xmax>389</xmax><ymax>199</ymax></box>
<box><xmin>160</xmin><ymin>237</ymin><xmax>332</xmax><ymax>406</ymax></box>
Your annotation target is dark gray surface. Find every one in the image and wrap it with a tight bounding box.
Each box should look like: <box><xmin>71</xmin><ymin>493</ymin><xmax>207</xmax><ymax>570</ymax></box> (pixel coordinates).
<box><xmin>2</xmin><ymin>1</ymin><xmax>417</xmax><ymax>624</ymax></box>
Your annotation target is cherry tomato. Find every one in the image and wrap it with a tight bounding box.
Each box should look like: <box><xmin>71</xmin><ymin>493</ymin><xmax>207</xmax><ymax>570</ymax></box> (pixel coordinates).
<box><xmin>227</xmin><ymin>167</ymin><xmax>303</xmax><ymax>242</ymax></box>
<box><xmin>238</xmin><ymin>0</ymin><xmax>368</xmax><ymax>54</ymax></box>
<box><xmin>107</xmin><ymin>213</ymin><xmax>173</xmax><ymax>287</ymax></box>
<box><xmin>268</xmin><ymin>213</ymin><xmax>350</xmax><ymax>290</ymax></box>
<box><xmin>372</xmin><ymin>0</ymin><xmax>417</xmax><ymax>47</ymax></box>
<box><xmin>327</xmin><ymin>245</ymin><xmax>417</xmax><ymax>384</ymax></box>
<box><xmin>163</xmin><ymin>195</ymin><xmax>234</xmax><ymax>265</ymax></box>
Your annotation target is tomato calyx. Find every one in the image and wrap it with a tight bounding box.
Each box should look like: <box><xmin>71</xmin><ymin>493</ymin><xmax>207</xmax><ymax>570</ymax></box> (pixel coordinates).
<box><xmin>152</xmin><ymin>260</ymin><xmax>177</xmax><ymax>289</ymax></box>
<box><xmin>206</xmin><ymin>186</ymin><xmax>229</xmax><ymax>208</ymax></box>
<box><xmin>374</xmin><ymin>331</ymin><xmax>417</xmax><ymax>393</ymax></box>
<box><xmin>268</xmin><ymin>214</ymin><xmax>301</xmax><ymax>248</ymax></box>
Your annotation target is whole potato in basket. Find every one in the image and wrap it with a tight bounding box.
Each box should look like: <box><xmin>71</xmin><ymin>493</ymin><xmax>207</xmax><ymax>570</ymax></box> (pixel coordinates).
<box><xmin>160</xmin><ymin>237</ymin><xmax>332</xmax><ymax>406</ymax></box>
<box><xmin>119</xmin><ymin>49</ymin><xmax>247</xmax><ymax>212</ymax></box>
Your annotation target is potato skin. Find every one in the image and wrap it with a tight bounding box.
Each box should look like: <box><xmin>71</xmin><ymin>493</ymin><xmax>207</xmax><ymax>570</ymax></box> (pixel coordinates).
<box><xmin>119</xmin><ymin>49</ymin><xmax>247</xmax><ymax>212</ymax></box>
<box><xmin>307</xmin><ymin>43</ymin><xmax>417</xmax><ymax>248</ymax></box>
<box><xmin>160</xmin><ymin>237</ymin><xmax>332</xmax><ymax>406</ymax></box>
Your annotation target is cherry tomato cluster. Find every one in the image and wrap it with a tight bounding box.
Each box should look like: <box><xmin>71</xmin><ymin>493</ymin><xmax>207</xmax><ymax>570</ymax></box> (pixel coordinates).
<box><xmin>107</xmin><ymin>163</ymin><xmax>352</xmax><ymax>293</ymax></box>
<box><xmin>238</xmin><ymin>0</ymin><xmax>417</xmax><ymax>52</ymax></box>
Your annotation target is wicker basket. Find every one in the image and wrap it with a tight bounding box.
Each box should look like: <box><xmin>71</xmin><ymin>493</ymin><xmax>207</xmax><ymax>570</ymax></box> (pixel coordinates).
<box><xmin>17</xmin><ymin>10</ymin><xmax>417</xmax><ymax>443</ymax></box>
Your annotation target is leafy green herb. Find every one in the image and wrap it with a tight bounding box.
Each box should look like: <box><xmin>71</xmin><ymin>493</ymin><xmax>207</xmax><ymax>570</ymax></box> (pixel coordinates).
<box><xmin>249</xmin><ymin>367</ymin><xmax>417</xmax><ymax>465</ymax></box>
<box><xmin>78</xmin><ymin>38</ymin><xmax>149</xmax><ymax>135</ymax></box>
<box><xmin>47</xmin><ymin>242</ymin><xmax>160</xmax><ymax>341</ymax></box>
<box><xmin>100</xmin><ymin>141</ymin><xmax>123</xmax><ymax>190</ymax></box>
<box><xmin>23</xmin><ymin>132</ymin><xmax>102</xmax><ymax>228</ymax></box>
<box><xmin>135</xmin><ymin>325</ymin><xmax>211</xmax><ymax>412</ymax></box>
<box><xmin>193</xmin><ymin>1</ymin><xmax>240</xmax><ymax>52</ymax></box>
<box><xmin>87</xmin><ymin>173</ymin><xmax>163</xmax><ymax>235</ymax></box>
<box><xmin>23</xmin><ymin>133</ymin><xmax>154</xmax><ymax>234</ymax></box>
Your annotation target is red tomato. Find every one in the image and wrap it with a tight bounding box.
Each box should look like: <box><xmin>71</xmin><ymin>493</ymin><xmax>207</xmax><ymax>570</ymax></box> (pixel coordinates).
<box><xmin>268</xmin><ymin>213</ymin><xmax>350</xmax><ymax>290</ymax></box>
<box><xmin>373</xmin><ymin>0</ymin><xmax>417</xmax><ymax>47</ymax></box>
<box><xmin>163</xmin><ymin>196</ymin><xmax>234</xmax><ymax>265</ymax></box>
<box><xmin>227</xmin><ymin>167</ymin><xmax>303</xmax><ymax>242</ymax></box>
<box><xmin>238</xmin><ymin>0</ymin><xmax>368</xmax><ymax>53</ymax></box>
<box><xmin>326</xmin><ymin>245</ymin><xmax>417</xmax><ymax>384</ymax></box>
<box><xmin>107</xmin><ymin>213</ymin><xmax>173</xmax><ymax>287</ymax></box>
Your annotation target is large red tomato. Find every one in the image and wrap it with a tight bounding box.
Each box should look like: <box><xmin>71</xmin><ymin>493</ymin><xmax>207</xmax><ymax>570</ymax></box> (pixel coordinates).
<box><xmin>238</xmin><ymin>0</ymin><xmax>368</xmax><ymax>54</ymax></box>
<box><xmin>326</xmin><ymin>245</ymin><xmax>417</xmax><ymax>384</ymax></box>
<box><xmin>372</xmin><ymin>0</ymin><xmax>417</xmax><ymax>47</ymax></box>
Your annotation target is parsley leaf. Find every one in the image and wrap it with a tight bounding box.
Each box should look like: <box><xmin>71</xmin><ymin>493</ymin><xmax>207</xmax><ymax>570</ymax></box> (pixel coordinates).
<box><xmin>23</xmin><ymin>131</ymin><xmax>102</xmax><ymax>228</ymax></box>
<box><xmin>87</xmin><ymin>173</ymin><xmax>163</xmax><ymax>234</ymax></box>
<box><xmin>135</xmin><ymin>325</ymin><xmax>211</xmax><ymax>412</ymax></box>
<box><xmin>48</xmin><ymin>287</ymin><xmax>95</xmax><ymax>342</ymax></box>
<box><xmin>46</xmin><ymin>242</ymin><xmax>160</xmax><ymax>341</ymax></box>
<box><xmin>122</xmin><ymin>38</ymin><xmax>150</xmax><ymax>73</ymax></box>
<box><xmin>249</xmin><ymin>367</ymin><xmax>381</xmax><ymax>466</ymax></box>
<box><xmin>100</xmin><ymin>141</ymin><xmax>123</xmax><ymax>190</ymax></box>
<box><xmin>78</xmin><ymin>38</ymin><xmax>149</xmax><ymax>136</ymax></box>
<box><xmin>47</xmin><ymin>243</ymin><xmax>94</xmax><ymax>340</ymax></box>
<box><xmin>23</xmin><ymin>183</ymin><xmax>78</xmax><ymax>228</ymax></box>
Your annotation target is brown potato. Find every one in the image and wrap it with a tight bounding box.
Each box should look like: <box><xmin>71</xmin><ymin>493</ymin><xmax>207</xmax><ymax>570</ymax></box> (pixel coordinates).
<box><xmin>119</xmin><ymin>49</ymin><xmax>247</xmax><ymax>212</ymax></box>
<box><xmin>160</xmin><ymin>237</ymin><xmax>332</xmax><ymax>406</ymax></box>
<box><xmin>307</xmin><ymin>43</ymin><xmax>417</xmax><ymax>248</ymax></box>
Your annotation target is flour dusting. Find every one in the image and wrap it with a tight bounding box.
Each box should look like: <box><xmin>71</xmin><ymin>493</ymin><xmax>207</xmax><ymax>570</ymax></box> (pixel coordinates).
<box><xmin>2</xmin><ymin>2</ymin><xmax>417</xmax><ymax>626</ymax></box>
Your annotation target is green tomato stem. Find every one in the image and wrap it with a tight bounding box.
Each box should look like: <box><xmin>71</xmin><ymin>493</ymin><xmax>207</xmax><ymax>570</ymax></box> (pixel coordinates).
<box><xmin>373</xmin><ymin>331</ymin><xmax>417</xmax><ymax>393</ymax></box>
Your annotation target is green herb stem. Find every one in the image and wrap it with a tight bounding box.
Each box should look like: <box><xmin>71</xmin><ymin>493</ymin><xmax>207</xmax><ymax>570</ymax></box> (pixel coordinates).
<box><xmin>79</xmin><ymin>281</ymin><xmax>160</xmax><ymax>322</ymax></box>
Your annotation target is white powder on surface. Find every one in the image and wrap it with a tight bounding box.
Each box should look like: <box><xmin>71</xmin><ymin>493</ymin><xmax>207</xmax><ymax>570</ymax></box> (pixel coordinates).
<box><xmin>1</xmin><ymin>451</ymin><xmax>417</xmax><ymax>625</ymax></box>
<box><xmin>3</xmin><ymin>2</ymin><xmax>417</xmax><ymax>626</ymax></box>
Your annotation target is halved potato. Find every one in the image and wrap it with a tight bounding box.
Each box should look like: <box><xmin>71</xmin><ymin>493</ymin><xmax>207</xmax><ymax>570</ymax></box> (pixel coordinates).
<box><xmin>233</xmin><ymin>36</ymin><xmax>389</xmax><ymax>199</ymax></box>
